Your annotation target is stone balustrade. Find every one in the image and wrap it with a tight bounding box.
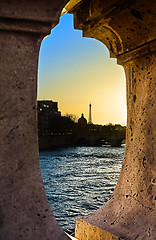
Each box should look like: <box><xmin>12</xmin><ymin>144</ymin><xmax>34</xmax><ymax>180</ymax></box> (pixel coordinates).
<box><xmin>0</xmin><ymin>0</ymin><xmax>155</xmax><ymax>239</ymax></box>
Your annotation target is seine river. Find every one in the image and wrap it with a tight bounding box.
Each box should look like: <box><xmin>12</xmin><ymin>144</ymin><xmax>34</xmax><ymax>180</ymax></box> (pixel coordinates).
<box><xmin>39</xmin><ymin>146</ymin><xmax>125</xmax><ymax>235</ymax></box>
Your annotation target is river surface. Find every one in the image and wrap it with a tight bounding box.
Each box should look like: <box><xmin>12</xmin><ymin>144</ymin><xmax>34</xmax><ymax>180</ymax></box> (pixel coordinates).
<box><xmin>39</xmin><ymin>146</ymin><xmax>125</xmax><ymax>235</ymax></box>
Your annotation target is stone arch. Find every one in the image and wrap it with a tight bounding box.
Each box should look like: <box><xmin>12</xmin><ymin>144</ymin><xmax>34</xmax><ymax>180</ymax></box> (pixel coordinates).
<box><xmin>0</xmin><ymin>0</ymin><xmax>155</xmax><ymax>240</ymax></box>
<box><xmin>65</xmin><ymin>0</ymin><xmax>156</xmax><ymax>239</ymax></box>
<box><xmin>82</xmin><ymin>23</ymin><xmax>124</xmax><ymax>58</ymax></box>
<box><xmin>0</xmin><ymin>1</ymin><xmax>71</xmax><ymax>240</ymax></box>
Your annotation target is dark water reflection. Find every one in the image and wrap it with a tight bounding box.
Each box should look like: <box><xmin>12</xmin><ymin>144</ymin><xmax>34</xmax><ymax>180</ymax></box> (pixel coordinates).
<box><xmin>39</xmin><ymin>146</ymin><xmax>124</xmax><ymax>235</ymax></box>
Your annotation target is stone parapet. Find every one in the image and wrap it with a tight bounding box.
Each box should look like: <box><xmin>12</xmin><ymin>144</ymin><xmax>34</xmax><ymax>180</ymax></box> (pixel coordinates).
<box><xmin>0</xmin><ymin>0</ymin><xmax>155</xmax><ymax>239</ymax></box>
<box><xmin>72</xmin><ymin>0</ymin><xmax>156</xmax><ymax>239</ymax></box>
<box><xmin>0</xmin><ymin>1</ymin><xmax>70</xmax><ymax>239</ymax></box>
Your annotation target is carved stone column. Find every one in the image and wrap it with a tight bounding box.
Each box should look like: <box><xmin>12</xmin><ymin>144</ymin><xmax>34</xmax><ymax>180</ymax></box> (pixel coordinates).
<box><xmin>0</xmin><ymin>1</ymin><xmax>70</xmax><ymax>239</ymax></box>
<box><xmin>69</xmin><ymin>0</ymin><xmax>156</xmax><ymax>239</ymax></box>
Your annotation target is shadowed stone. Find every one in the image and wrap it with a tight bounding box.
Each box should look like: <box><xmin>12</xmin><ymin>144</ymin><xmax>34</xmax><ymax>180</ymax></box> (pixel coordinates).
<box><xmin>67</xmin><ymin>0</ymin><xmax>156</xmax><ymax>239</ymax></box>
<box><xmin>0</xmin><ymin>1</ymin><xmax>70</xmax><ymax>239</ymax></box>
<box><xmin>0</xmin><ymin>0</ymin><xmax>155</xmax><ymax>239</ymax></box>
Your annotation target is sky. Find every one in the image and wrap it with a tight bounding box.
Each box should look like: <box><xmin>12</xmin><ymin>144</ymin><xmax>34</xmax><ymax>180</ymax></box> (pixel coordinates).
<box><xmin>38</xmin><ymin>13</ymin><xmax>127</xmax><ymax>126</ymax></box>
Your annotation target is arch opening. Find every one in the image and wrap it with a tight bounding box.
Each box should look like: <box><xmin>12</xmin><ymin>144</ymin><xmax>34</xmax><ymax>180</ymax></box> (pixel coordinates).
<box><xmin>38</xmin><ymin>12</ymin><xmax>126</xmax><ymax>235</ymax></box>
<box><xmin>0</xmin><ymin>0</ymin><xmax>155</xmax><ymax>239</ymax></box>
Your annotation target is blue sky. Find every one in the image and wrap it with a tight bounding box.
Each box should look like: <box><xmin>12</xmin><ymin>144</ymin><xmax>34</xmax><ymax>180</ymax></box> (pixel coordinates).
<box><xmin>38</xmin><ymin>13</ymin><xmax>126</xmax><ymax>125</ymax></box>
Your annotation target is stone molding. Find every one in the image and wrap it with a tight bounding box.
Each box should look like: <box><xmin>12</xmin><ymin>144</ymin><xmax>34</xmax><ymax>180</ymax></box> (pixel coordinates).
<box><xmin>72</xmin><ymin>0</ymin><xmax>156</xmax><ymax>58</ymax></box>
<box><xmin>117</xmin><ymin>39</ymin><xmax>156</xmax><ymax>64</ymax></box>
<box><xmin>0</xmin><ymin>0</ymin><xmax>155</xmax><ymax>239</ymax></box>
<box><xmin>0</xmin><ymin>1</ymin><xmax>69</xmax><ymax>23</ymax></box>
<box><xmin>0</xmin><ymin>17</ymin><xmax>51</xmax><ymax>35</ymax></box>
<box><xmin>0</xmin><ymin>0</ymin><xmax>69</xmax><ymax>37</ymax></box>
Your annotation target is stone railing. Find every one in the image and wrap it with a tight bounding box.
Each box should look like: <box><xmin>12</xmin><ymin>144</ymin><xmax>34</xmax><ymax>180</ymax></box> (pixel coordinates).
<box><xmin>0</xmin><ymin>0</ymin><xmax>155</xmax><ymax>239</ymax></box>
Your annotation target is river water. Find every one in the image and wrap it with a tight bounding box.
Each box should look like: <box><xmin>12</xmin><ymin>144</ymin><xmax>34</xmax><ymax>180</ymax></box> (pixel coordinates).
<box><xmin>39</xmin><ymin>146</ymin><xmax>125</xmax><ymax>235</ymax></box>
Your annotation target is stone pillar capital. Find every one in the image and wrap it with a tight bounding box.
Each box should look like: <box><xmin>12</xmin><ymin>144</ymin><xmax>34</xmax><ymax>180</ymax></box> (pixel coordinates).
<box><xmin>71</xmin><ymin>0</ymin><xmax>156</xmax><ymax>58</ymax></box>
<box><xmin>0</xmin><ymin>17</ymin><xmax>51</xmax><ymax>36</ymax></box>
<box><xmin>0</xmin><ymin>0</ymin><xmax>69</xmax><ymax>36</ymax></box>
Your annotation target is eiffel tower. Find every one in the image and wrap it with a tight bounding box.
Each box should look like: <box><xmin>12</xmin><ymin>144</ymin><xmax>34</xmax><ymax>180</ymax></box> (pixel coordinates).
<box><xmin>88</xmin><ymin>103</ymin><xmax>92</xmax><ymax>124</ymax></box>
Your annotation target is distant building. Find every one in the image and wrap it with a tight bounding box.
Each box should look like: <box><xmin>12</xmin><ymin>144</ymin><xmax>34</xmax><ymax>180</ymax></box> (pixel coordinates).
<box><xmin>38</xmin><ymin>100</ymin><xmax>61</xmax><ymax>132</ymax></box>
<box><xmin>78</xmin><ymin>113</ymin><xmax>87</xmax><ymax>125</ymax></box>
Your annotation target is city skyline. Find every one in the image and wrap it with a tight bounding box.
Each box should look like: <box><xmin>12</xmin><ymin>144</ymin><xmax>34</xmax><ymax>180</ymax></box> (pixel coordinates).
<box><xmin>38</xmin><ymin>13</ymin><xmax>127</xmax><ymax>125</ymax></box>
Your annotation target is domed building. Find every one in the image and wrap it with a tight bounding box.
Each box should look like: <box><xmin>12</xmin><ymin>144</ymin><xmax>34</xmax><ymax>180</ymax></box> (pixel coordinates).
<box><xmin>78</xmin><ymin>113</ymin><xmax>87</xmax><ymax>125</ymax></box>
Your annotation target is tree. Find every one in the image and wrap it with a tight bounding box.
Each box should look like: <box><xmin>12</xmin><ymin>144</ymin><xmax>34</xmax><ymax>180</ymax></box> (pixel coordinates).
<box><xmin>64</xmin><ymin>113</ymin><xmax>78</xmax><ymax>123</ymax></box>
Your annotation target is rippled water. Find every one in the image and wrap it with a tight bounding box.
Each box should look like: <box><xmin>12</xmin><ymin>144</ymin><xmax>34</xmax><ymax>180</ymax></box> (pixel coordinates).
<box><xmin>39</xmin><ymin>146</ymin><xmax>124</xmax><ymax>235</ymax></box>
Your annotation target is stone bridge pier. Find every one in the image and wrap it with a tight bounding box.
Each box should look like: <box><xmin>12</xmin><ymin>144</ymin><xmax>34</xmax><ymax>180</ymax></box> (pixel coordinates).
<box><xmin>0</xmin><ymin>1</ymin><xmax>70</xmax><ymax>240</ymax></box>
<box><xmin>70</xmin><ymin>0</ymin><xmax>156</xmax><ymax>239</ymax></box>
<box><xmin>0</xmin><ymin>0</ymin><xmax>155</xmax><ymax>240</ymax></box>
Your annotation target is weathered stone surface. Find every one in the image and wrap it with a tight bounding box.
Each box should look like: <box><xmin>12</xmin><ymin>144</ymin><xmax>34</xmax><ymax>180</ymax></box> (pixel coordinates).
<box><xmin>0</xmin><ymin>0</ymin><xmax>68</xmax><ymax>24</ymax></box>
<box><xmin>73</xmin><ymin>0</ymin><xmax>156</xmax><ymax>239</ymax></box>
<box><xmin>71</xmin><ymin>0</ymin><xmax>156</xmax><ymax>57</ymax></box>
<box><xmin>0</xmin><ymin>1</ymin><xmax>70</xmax><ymax>239</ymax></box>
<box><xmin>75</xmin><ymin>218</ymin><xmax>120</xmax><ymax>240</ymax></box>
<box><xmin>0</xmin><ymin>0</ymin><xmax>155</xmax><ymax>239</ymax></box>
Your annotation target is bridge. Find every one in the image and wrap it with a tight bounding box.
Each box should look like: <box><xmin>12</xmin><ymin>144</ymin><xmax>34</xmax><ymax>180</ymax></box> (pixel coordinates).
<box><xmin>39</xmin><ymin>124</ymin><xmax>126</xmax><ymax>149</ymax></box>
<box><xmin>73</xmin><ymin>124</ymin><xmax>126</xmax><ymax>147</ymax></box>
<box><xmin>0</xmin><ymin>1</ymin><xmax>155</xmax><ymax>240</ymax></box>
